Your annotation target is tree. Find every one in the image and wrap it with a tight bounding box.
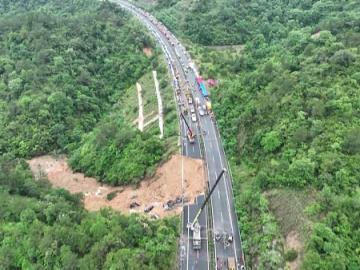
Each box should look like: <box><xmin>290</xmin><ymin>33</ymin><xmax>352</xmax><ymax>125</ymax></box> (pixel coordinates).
<box><xmin>287</xmin><ymin>158</ymin><xmax>315</xmax><ymax>187</ymax></box>
<box><xmin>261</xmin><ymin>131</ymin><xmax>282</xmax><ymax>153</ymax></box>
<box><xmin>342</xmin><ymin>128</ymin><xmax>360</xmax><ymax>154</ymax></box>
<box><xmin>331</xmin><ymin>50</ymin><xmax>354</xmax><ymax>67</ymax></box>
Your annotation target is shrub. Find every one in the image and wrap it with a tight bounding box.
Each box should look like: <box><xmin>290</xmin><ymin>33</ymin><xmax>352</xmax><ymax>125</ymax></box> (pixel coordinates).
<box><xmin>285</xmin><ymin>249</ymin><xmax>298</xmax><ymax>262</ymax></box>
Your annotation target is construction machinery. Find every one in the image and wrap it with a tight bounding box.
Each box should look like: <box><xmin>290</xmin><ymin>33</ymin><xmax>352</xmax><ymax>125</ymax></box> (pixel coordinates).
<box><xmin>180</xmin><ymin>112</ymin><xmax>195</xmax><ymax>144</ymax></box>
<box><xmin>188</xmin><ymin>169</ymin><xmax>227</xmax><ymax>250</ymax></box>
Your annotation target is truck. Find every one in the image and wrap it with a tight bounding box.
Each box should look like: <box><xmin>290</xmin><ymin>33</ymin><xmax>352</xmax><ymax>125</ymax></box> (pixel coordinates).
<box><xmin>206</xmin><ymin>101</ymin><xmax>212</xmax><ymax>112</ymax></box>
<box><xmin>181</xmin><ymin>113</ymin><xmax>195</xmax><ymax>144</ymax></box>
<box><xmin>187</xmin><ymin>130</ymin><xmax>195</xmax><ymax>144</ymax></box>
<box><xmin>192</xmin><ymin>222</ymin><xmax>201</xmax><ymax>250</ymax></box>
<box><xmin>227</xmin><ymin>257</ymin><xmax>236</xmax><ymax>270</ymax></box>
<box><xmin>196</xmin><ymin>76</ymin><xmax>209</xmax><ymax>97</ymax></box>
<box><xmin>185</xmin><ymin>89</ymin><xmax>193</xmax><ymax>105</ymax></box>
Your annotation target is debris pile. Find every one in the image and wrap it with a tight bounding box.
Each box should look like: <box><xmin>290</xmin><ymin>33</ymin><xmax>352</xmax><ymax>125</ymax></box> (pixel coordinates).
<box><xmin>27</xmin><ymin>154</ymin><xmax>205</xmax><ymax>218</ymax></box>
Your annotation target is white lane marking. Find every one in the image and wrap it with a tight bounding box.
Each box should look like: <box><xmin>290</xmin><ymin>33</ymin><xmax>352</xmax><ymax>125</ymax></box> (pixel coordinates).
<box><xmin>208</xmin><ymin>141</ymin><xmax>213</xmax><ymax>150</ymax></box>
<box><xmin>211</xmin><ymin>122</ymin><xmax>239</xmax><ymax>264</ymax></box>
<box><xmin>183</xmin><ymin>122</ymin><xmax>188</xmax><ymax>156</ymax></box>
<box><xmin>118</xmin><ymin>3</ymin><xmax>213</xmax><ymax>267</ymax></box>
<box><xmin>204</xmin><ymin>195</ymin><xmax>210</xmax><ymax>270</ymax></box>
<box><xmin>187</xmin><ymin>205</ymin><xmax>190</xmax><ymax>270</ymax></box>
<box><xmin>201</xmin><ymin>119</ymin><xmax>218</xmax><ymax>264</ymax></box>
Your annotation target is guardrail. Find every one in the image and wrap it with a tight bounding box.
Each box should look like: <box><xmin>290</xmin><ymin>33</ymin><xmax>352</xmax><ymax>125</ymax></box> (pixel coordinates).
<box><xmin>114</xmin><ymin>1</ymin><xmax>245</xmax><ymax>268</ymax></box>
<box><xmin>212</xmin><ymin>120</ymin><xmax>246</xmax><ymax>269</ymax></box>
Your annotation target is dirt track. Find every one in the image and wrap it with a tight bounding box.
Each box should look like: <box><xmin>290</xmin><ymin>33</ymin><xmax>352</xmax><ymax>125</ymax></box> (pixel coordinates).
<box><xmin>28</xmin><ymin>154</ymin><xmax>205</xmax><ymax>218</ymax></box>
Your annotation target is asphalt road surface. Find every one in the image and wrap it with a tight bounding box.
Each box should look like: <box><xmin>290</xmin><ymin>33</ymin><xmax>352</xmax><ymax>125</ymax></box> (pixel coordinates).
<box><xmin>112</xmin><ymin>1</ymin><xmax>245</xmax><ymax>269</ymax></box>
<box><xmin>181</xmin><ymin>195</ymin><xmax>209</xmax><ymax>270</ymax></box>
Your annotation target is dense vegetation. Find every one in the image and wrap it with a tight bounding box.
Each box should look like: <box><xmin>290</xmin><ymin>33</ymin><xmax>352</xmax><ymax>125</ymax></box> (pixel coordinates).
<box><xmin>0</xmin><ymin>2</ymin><xmax>179</xmax><ymax>269</ymax></box>
<box><xmin>0</xmin><ymin>0</ymin><xmax>175</xmax><ymax>185</ymax></box>
<box><xmin>0</xmin><ymin>157</ymin><xmax>178</xmax><ymax>269</ymax></box>
<box><xmin>69</xmin><ymin>115</ymin><xmax>165</xmax><ymax>185</ymax></box>
<box><xmin>134</xmin><ymin>0</ymin><xmax>360</xmax><ymax>268</ymax></box>
<box><xmin>69</xmin><ymin>64</ymin><xmax>178</xmax><ymax>185</ymax></box>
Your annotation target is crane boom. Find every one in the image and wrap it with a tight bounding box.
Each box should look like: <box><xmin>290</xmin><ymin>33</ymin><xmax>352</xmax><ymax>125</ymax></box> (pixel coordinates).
<box><xmin>180</xmin><ymin>112</ymin><xmax>192</xmax><ymax>136</ymax></box>
<box><xmin>190</xmin><ymin>169</ymin><xmax>226</xmax><ymax>229</ymax></box>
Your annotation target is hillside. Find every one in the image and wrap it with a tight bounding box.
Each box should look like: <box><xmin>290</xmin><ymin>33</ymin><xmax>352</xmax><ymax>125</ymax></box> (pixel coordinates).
<box><xmin>133</xmin><ymin>0</ymin><xmax>360</xmax><ymax>269</ymax></box>
<box><xmin>0</xmin><ymin>0</ymin><xmax>179</xmax><ymax>269</ymax></box>
<box><xmin>0</xmin><ymin>157</ymin><xmax>178</xmax><ymax>269</ymax></box>
<box><xmin>0</xmin><ymin>0</ymin><xmax>178</xmax><ymax>186</ymax></box>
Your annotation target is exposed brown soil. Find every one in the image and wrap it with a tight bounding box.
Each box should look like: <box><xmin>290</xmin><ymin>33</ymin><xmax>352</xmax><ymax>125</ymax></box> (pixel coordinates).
<box><xmin>286</xmin><ymin>230</ymin><xmax>303</xmax><ymax>270</ymax></box>
<box><xmin>143</xmin><ymin>47</ymin><xmax>153</xmax><ymax>57</ymax></box>
<box><xmin>27</xmin><ymin>154</ymin><xmax>205</xmax><ymax>218</ymax></box>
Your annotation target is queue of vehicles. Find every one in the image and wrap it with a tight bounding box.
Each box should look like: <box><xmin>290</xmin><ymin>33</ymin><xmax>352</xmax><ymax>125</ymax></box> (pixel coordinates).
<box><xmin>123</xmin><ymin>4</ymin><xmax>245</xmax><ymax>269</ymax></box>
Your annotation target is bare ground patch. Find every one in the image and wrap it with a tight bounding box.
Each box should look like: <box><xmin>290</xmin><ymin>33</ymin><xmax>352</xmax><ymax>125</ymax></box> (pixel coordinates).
<box><xmin>285</xmin><ymin>230</ymin><xmax>303</xmax><ymax>270</ymax></box>
<box><xmin>27</xmin><ymin>154</ymin><xmax>205</xmax><ymax>218</ymax></box>
<box><xmin>143</xmin><ymin>47</ymin><xmax>153</xmax><ymax>57</ymax></box>
<box><xmin>265</xmin><ymin>188</ymin><xmax>317</xmax><ymax>270</ymax></box>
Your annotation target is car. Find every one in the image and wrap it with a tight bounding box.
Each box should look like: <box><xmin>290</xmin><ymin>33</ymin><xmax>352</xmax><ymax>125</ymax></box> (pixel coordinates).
<box><xmin>144</xmin><ymin>205</ymin><xmax>154</xmax><ymax>213</ymax></box>
<box><xmin>198</xmin><ymin>107</ymin><xmax>205</xmax><ymax>116</ymax></box>
<box><xmin>129</xmin><ymin>202</ymin><xmax>140</xmax><ymax>209</ymax></box>
<box><xmin>227</xmin><ymin>233</ymin><xmax>233</xmax><ymax>243</ymax></box>
<box><xmin>191</xmin><ymin>113</ymin><xmax>197</xmax><ymax>122</ymax></box>
<box><xmin>190</xmin><ymin>106</ymin><xmax>195</xmax><ymax>113</ymax></box>
<box><xmin>188</xmin><ymin>97</ymin><xmax>193</xmax><ymax>104</ymax></box>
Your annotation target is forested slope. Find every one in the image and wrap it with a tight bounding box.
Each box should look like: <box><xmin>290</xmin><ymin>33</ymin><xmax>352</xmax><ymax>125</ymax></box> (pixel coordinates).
<box><xmin>0</xmin><ymin>1</ymin><xmax>179</xmax><ymax>269</ymax></box>
<box><xmin>0</xmin><ymin>0</ymin><xmax>176</xmax><ymax>185</ymax></box>
<box><xmin>0</xmin><ymin>157</ymin><xmax>178</xmax><ymax>269</ymax></box>
<box><xmin>133</xmin><ymin>0</ymin><xmax>360</xmax><ymax>269</ymax></box>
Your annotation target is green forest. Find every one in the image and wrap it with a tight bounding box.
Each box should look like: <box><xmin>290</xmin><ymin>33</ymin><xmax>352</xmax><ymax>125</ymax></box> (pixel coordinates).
<box><xmin>0</xmin><ymin>157</ymin><xmax>178</xmax><ymax>269</ymax></box>
<box><xmin>134</xmin><ymin>0</ymin><xmax>360</xmax><ymax>269</ymax></box>
<box><xmin>2</xmin><ymin>0</ymin><xmax>360</xmax><ymax>269</ymax></box>
<box><xmin>0</xmin><ymin>0</ymin><xmax>179</xmax><ymax>269</ymax></box>
<box><xmin>0</xmin><ymin>0</ymin><xmax>177</xmax><ymax>185</ymax></box>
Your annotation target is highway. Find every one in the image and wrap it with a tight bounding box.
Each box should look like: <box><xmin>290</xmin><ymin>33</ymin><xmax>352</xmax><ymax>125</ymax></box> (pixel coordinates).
<box><xmin>112</xmin><ymin>1</ymin><xmax>245</xmax><ymax>269</ymax></box>
<box><xmin>181</xmin><ymin>195</ymin><xmax>209</xmax><ymax>270</ymax></box>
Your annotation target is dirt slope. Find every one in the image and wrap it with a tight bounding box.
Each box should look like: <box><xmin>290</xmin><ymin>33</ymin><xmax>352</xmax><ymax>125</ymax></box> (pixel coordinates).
<box><xmin>28</xmin><ymin>154</ymin><xmax>205</xmax><ymax>218</ymax></box>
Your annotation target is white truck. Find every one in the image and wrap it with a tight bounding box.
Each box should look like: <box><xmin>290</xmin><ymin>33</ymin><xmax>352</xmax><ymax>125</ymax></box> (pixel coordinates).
<box><xmin>192</xmin><ymin>222</ymin><xmax>201</xmax><ymax>250</ymax></box>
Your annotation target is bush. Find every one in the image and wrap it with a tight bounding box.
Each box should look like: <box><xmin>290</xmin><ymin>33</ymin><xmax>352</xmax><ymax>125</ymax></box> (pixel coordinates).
<box><xmin>106</xmin><ymin>191</ymin><xmax>118</xmax><ymax>201</ymax></box>
<box><xmin>285</xmin><ymin>249</ymin><xmax>298</xmax><ymax>262</ymax></box>
<box><xmin>261</xmin><ymin>131</ymin><xmax>282</xmax><ymax>153</ymax></box>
